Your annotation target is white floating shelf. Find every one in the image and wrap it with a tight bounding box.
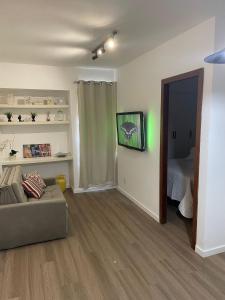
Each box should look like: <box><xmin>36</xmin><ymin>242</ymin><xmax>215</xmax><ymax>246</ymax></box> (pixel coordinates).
<box><xmin>0</xmin><ymin>104</ymin><xmax>69</xmax><ymax>109</ymax></box>
<box><xmin>0</xmin><ymin>121</ymin><xmax>70</xmax><ymax>126</ymax></box>
<box><xmin>1</xmin><ymin>155</ymin><xmax>73</xmax><ymax>166</ymax></box>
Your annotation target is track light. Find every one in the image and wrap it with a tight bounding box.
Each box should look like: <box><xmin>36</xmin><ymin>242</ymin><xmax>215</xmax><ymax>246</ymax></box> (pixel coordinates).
<box><xmin>105</xmin><ymin>37</ymin><xmax>115</xmax><ymax>50</ymax></box>
<box><xmin>97</xmin><ymin>48</ymin><xmax>103</xmax><ymax>56</ymax></box>
<box><xmin>92</xmin><ymin>31</ymin><xmax>117</xmax><ymax>60</ymax></box>
<box><xmin>92</xmin><ymin>53</ymin><xmax>98</xmax><ymax>60</ymax></box>
<box><xmin>97</xmin><ymin>48</ymin><xmax>105</xmax><ymax>56</ymax></box>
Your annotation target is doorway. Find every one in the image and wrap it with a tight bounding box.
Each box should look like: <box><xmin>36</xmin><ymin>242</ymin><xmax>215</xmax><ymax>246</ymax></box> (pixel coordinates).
<box><xmin>160</xmin><ymin>69</ymin><xmax>204</xmax><ymax>249</ymax></box>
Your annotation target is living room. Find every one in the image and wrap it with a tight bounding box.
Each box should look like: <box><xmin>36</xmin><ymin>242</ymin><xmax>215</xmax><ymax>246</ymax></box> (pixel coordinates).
<box><xmin>1</xmin><ymin>1</ymin><xmax>225</xmax><ymax>299</ymax></box>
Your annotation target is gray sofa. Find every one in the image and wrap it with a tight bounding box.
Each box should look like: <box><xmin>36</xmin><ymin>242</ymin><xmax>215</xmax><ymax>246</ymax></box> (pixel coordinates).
<box><xmin>0</xmin><ymin>166</ymin><xmax>68</xmax><ymax>250</ymax></box>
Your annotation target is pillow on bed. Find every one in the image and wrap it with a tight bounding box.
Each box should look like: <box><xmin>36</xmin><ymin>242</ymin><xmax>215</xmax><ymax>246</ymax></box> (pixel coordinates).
<box><xmin>186</xmin><ymin>147</ymin><xmax>195</xmax><ymax>160</ymax></box>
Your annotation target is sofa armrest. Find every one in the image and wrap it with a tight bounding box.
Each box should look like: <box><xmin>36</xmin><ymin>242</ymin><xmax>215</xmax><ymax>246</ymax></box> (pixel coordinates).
<box><xmin>0</xmin><ymin>199</ymin><xmax>68</xmax><ymax>250</ymax></box>
<box><xmin>44</xmin><ymin>177</ymin><xmax>56</xmax><ymax>186</ymax></box>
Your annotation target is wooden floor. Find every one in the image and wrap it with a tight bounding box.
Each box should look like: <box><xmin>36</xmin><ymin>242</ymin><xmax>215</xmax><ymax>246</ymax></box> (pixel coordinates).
<box><xmin>1</xmin><ymin>189</ymin><xmax>225</xmax><ymax>300</ymax></box>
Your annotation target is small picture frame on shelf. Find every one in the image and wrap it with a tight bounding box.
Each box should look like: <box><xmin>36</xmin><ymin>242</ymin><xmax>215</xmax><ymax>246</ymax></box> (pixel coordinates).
<box><xmin>7</xmin><ymin>94</ymin><xmax>15</xmax><ymax>105</ymax></box>
<box><xmin>31</xmin><ymin>97</ymin><xmax>44</xmax><ymax>105</ymax></box>
<box><xmin>45</xmin><ymin>98</ymin><xmax>54</xmax><ymax>105</ymax></box>
<box><xmin>54</xmin><ymin>110</ymin><xmax>64</xmax><ymax>121</ymax></box>
<box><xmin>54</xmin><ymin>97</ymin><xmax>65</xmax><ymax>105</ymax></box>
<box><xmin>14</xmin><ymin>96</ymin><xmax>29</xmax><ymax>105</ymax></box>
<box><xmin>0</xmin><ymin>95</ymin><xmax>8</xmax><ymax>104</ymax></box>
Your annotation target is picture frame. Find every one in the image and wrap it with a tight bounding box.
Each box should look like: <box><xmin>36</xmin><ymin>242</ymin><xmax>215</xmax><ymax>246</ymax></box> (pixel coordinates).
<box><xmin>23</xmin><ymin>144</ymin><xmax>51</xmax><ymax>158</ymax></box>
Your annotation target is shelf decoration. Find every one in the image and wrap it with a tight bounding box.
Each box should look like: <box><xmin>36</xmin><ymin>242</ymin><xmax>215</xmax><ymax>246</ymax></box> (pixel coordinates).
<box><xmin>55</xmin><ymin>110</ymin><xmax>64</xmax><ymax>121</ymax></box>
<box><xmin>31</xmin><ymin>112</ymin><xmax>37</xmax><ymax>122</ymax></box>
<box><xmin>18</xmin><ymin>115</ymin><xmax>23</xmax><ymax>122</ymax></box>
<box><xmin>23</xmin><ymin>144</ymin><xmax>51</xmax><ymax>158</ymax></box>
<box><xmin>46</xmin><ymin>111</ymin><xmax>51</xmax><ymax>122</ymax></box>
<box><xmin>4</xmin><ymin>112</ymin><xmax>13</xmax><ymax>122</ymax></box>
<box><xmin>9</xmin><ymin>149</ymin><xmax>18</xmax><ymax>158</ymax></box>
<box><xmin>0</xmin><ymin>139</ymin><xmax>10</xmax><ymax>159</ymax></box>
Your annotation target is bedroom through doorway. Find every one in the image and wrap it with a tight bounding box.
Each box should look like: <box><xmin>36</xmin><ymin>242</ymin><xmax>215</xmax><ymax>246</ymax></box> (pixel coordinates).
<box><xmin>160</xmin><ymin>69</ymin><xmax>204</xmax><ymax>249</ymax></box>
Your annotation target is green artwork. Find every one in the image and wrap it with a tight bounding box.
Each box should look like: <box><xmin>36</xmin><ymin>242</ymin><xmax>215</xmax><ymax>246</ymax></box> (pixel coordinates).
<box><xmin>116</xmin><ymin>112</ymin><xmax>145</xmax><ymax>151</ymax></box>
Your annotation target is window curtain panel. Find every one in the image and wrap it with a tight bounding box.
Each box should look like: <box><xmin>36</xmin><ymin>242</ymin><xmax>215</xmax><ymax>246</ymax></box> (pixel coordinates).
<box><xmin>77</xmin><ymin>81</ymin><xmax>117</xmax><ymax>188</ymax></box>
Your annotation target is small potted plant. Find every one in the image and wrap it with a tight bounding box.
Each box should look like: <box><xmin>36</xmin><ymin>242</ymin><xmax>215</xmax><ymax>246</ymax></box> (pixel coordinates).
<box><xmin>9</xmin><ymin>149</ymin><xmax>18</xmax><ymax>159</ymax></box>
<box><xmin>4</xmin><ymin>112</ymin><xmax>13</xmax><ymax>122</ymax></box>
<box><xmin>18</xmin><ymin>115</ymin><xmax>23</xmax><ymax>122</ymax></box>
<box><xmin>31</xmin><ymin>112</ymin><xmax>37</xmax><ymax>122</ymax></box>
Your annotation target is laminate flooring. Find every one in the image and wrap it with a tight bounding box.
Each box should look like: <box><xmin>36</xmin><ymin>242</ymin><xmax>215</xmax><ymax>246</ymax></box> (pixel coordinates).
<box><xmin>1</xmin><ymin>189</ymin><xmax>225</xmax><ymax>300</ymax></box>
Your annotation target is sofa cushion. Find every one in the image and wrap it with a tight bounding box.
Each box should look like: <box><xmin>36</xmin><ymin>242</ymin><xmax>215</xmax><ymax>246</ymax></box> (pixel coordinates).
<box><xmin>0</xmin><ymin>185</ymin><xmax>18</xmax><ymax>205</ymax></box>
<box><xmin>22</xmin><ymin>177</ymin><xmax>44</xmax><ymax>199</ymax></box>
<box><xmin>0</xmin><ymin>167</ymin><xmax>10</xmax><ymax>186</ymax></box>
<box><xmin>28</xmin><ymin>185</ymin><xmax>64</xmax><ymax>202</ymax></box>
<box><xmin>11</xmin><ymin>166</ymin><xmax>28</xmax><ymax>203</ymax></box>
<box><xmin>7</xmin><ymin>166</ymin><xmax>17</xmax><ymax>185</ymax></box>
<box><xmin>0</xmin><ymin>167</ymin><xmax>7</xmax><ymax>186</ymax></box>
<box><xmin>24</xmin><ymin>171</ymin><xmax>46</xmax><ymax>189</ymax></box>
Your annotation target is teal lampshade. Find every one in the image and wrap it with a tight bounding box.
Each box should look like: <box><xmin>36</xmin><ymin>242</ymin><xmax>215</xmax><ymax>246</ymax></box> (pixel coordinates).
<box><xmin>204</xmin><ymin>48</ymin><xmax>225</xmax><ymax>64</ymax></box>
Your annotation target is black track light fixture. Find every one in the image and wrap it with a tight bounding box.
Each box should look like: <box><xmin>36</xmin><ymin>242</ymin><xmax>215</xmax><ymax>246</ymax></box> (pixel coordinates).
<box><xmin>92</xmin><ymin>31</ymin><xmax>118</xmax><ymax>60</ymax></box>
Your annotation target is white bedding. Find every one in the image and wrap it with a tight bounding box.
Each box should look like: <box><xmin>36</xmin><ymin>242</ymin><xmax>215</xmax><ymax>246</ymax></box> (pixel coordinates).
<box><xmin>167</xmin><ymin>158</ymin><xmax>194</xmax><ymax>218</ymax></box>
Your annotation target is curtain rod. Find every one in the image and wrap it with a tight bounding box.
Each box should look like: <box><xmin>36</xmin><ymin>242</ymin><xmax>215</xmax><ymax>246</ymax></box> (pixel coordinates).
<box><xmin>73</xmin><ymin>80</ymin><xmax>116</xmax><ymax>85</ymax></box>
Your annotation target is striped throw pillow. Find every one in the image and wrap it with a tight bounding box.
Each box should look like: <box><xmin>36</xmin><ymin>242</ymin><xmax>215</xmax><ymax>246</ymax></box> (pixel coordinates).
<box><xmin>22</xmin><ymin>177</ymin><xmax>44</xmax><ymax>199</ymax></box>
<box><xmin>24</xmin><ymin>171</ymin><xmax>46</xmax><ymax>189</ymax></box>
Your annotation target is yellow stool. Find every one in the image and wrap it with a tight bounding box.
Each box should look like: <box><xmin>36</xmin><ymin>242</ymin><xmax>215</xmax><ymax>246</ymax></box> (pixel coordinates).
<box><xmin>56</xmin><ymin>175</ymin><xmax>66</xmax><ymax>192</ymax></box>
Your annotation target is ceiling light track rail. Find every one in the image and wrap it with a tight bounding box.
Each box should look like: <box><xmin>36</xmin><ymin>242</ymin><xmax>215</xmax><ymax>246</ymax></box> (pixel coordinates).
<box><xmin>92</xmin><ymin>31</ymin><xmax>118</xmax><ymax>60</ymax></box>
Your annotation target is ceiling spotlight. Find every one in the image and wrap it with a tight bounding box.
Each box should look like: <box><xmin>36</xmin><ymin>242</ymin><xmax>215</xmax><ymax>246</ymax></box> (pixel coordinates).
<box><xmin>97</xmin><ymin>48</ymin><xmax>103</xmax><ymax>56</ymax></box>
<box><xmin>92</xmin><ymin>53</ymin><xmax>98</xmax><ymax>60</ymax></box>
<box><xmin>204</xmin><ymin>48</ymin><xmax>225</xmax><ymax>64</ymax></box>
<box><xmin>91</xmin><ymin>30</ymin><xmax>118</xmax><ymax>60</ymax></box>
<box><xmin>105</xmin><ymin>37</ymin><xmax>115</xmax><ymax>50</ymax></box>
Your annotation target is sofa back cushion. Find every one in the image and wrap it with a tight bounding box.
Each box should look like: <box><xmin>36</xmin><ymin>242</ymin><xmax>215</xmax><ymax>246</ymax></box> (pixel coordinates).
<box><xmin>0</xmin><ymin>167</ymin><xmax>10</xmax><ymax>186</ymax></box>
<box><xmin>0</xmin><ymin>185</ymin><xmax>18</xmax><ymax>205</ymax></box>
<box><xmin>11</xmin><ymin>166</ymin><xmax>28</xmax><ymax>203</ymax></box>
<box><xmin>0</xmin><ymin>167</ymin><xmax>18</xmax><ymax>205</ymax></box>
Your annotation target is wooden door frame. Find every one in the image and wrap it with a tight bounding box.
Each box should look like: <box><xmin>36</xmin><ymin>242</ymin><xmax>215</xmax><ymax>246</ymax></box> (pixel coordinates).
<box><xmin>159</xmin><ymin>68</ymin><xmax>204</xmax><ymax>249</ymax></box>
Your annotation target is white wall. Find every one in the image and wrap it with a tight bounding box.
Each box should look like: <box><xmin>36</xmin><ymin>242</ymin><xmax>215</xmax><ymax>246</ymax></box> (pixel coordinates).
<box><xmin>75</xmin><ymin>67</ymin><xmax>117</xmax><ymax>82</ymax></box>
<box><xmin>195</xmin><ymin>13</ymin><xmax>225</xmax><ymax>256</ymax></box>
<box><xmin>117</xmin><ymin>17</ymin><xmax>215</xmax><ymax>255</ymax></box>
<box><xmin>0</xmin><ymin>63</ymin><xmax>116</xmax><ymax>190</ymax></box>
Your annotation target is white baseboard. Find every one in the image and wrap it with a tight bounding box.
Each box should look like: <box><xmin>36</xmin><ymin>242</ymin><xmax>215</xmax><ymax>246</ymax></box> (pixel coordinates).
<box><xmin>117</xmin><ymin>186</ymin><xmax>159</xmax><ymax>223</ymax></box>
<box><xmin>73</xmin><ymin>184</ymin><xmax>116</xmax><ymax>194</ymax></box>
<box><xmin>195</xmin><ymin>244</ymin><xmax>225</xmax><ymax>257</ymax></box>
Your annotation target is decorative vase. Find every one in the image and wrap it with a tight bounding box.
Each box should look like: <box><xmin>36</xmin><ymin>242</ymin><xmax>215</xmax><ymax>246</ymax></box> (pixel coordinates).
<box><xmin>55</xmin><ymin>110</ymin><xmax>64</xmax><ymax>121</ymax></box>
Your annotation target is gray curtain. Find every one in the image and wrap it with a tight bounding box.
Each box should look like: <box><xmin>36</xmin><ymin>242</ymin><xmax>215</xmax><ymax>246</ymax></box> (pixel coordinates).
<box><xmin>77</xmin><ymin>81</ymin><xmax>117</xmax><ymax>188</ymax></box>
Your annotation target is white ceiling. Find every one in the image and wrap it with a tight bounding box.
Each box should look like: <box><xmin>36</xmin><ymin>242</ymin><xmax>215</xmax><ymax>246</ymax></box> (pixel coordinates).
<box><xmin>0</xmin><ymin>0</ymin><xmax>224</xmax><ymax>68</ymax></box>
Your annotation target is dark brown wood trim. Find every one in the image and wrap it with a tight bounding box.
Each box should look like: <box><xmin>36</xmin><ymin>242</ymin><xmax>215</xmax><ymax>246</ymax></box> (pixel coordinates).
<box><xmin>159</xmin><ymin>68</ymin><xmax>204</xmax><ymax>249</ymax></box>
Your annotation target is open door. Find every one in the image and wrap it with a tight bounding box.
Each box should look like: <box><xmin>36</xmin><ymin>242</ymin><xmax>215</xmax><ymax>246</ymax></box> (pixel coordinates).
<box><xmin>160</xmin><ymin>69</ymin><xmax>204</xmax><ymax>249</ymax></box>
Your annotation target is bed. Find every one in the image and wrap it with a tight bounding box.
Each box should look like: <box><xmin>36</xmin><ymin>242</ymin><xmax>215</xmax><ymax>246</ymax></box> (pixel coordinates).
<box><xmin>167</xmin><ymin>156</ymin><xmax>194</xmax><ymax>219</ymax></box>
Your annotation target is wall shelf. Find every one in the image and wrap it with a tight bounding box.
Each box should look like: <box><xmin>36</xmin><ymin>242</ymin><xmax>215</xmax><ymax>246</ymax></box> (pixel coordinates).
<box><xmin>0</xmin><ymin>87</ymin><xmax>73</xmax><ymax>187</ymax></box>
<box><xmin>1</xmin><ymin>155</ymin><xmax>73</xmax><ymax>166</ymax></box>
<box><xmin>0</xmin><ymin>104</ymin><xmax>69</xmax><ymax>109</ymax></box>
<box><xmin>0</xmin><ymin>121</ymin><xmax>70</xmax><ymax>126</ymax></box>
